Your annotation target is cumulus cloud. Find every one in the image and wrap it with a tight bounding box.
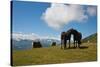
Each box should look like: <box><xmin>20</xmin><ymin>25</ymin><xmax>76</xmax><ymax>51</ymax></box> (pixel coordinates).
<box><xmin>12</xmin><ymin>32</ymin><xmax>60</xmax><ymax>41</ymax></box>
<box><xmin>87</xmin><ymin>6</ymin><xmax>97</xmax><ymax>16</ymax></box>
<box><xmin>42</xmin><ymin>3</ymin><xmax>88</xmax><ymax>30</ymax></box>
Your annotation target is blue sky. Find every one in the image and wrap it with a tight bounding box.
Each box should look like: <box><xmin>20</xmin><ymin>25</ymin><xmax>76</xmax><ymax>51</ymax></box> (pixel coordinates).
<box><xmin>12</xmin><ymin>1</ymin><xmax>97</xmax><ymax>39</ymax></box>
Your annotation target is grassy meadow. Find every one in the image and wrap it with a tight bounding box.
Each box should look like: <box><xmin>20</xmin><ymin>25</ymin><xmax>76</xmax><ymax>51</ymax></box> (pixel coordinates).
<box><xmin>12</xmin><ymin>43</ymin><xmax>97</xmax><ymax>66</ymax></box>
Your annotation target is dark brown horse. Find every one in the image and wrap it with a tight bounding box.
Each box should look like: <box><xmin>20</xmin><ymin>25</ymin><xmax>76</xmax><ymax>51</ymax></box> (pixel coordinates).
<box><xmin>61</xmin><ymin>28</ymin><xmax>82</xmax><ymax>49</ymax></box>
<box><xmin>77</xmin><ymin>32</ymin><xmax>82</xmax><ymax>47</ymax></box>
<box><xmin>61</xmin><ymin>32</ymin><xmax>66</xmax><ymax>49</ymax></box>
<box><xmin>61</xmin><ymin>30</ymin><xmax>71</xmax><ymax>49</ymax></box>
<box><xmin>71</xmin><ymin>29</ymin><xmax>82</xmax><ymax>48</ymax></box>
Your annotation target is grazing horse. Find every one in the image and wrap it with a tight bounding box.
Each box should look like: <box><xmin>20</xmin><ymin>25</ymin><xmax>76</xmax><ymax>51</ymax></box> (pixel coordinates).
<box><xmin>76</xmin><ymin>32</ymin><xmax>82</xmax><ymax>47</ymax></box>
<box><xmin>73</xmin><ymin>32</ymin><xmax>82</xmax><ymax>48</ymax></box>
<box><xmin>69</xmin><ymin>29</ymin><xmax>82</xmax><ymax>48</ymax></box>
<box><xmin>61</xmin><ymin>30</ymin><xmax>71</xmax><ymax>49</ymax></box>
<box><xmin>61</xmin><ymin>28</ymin><xmax>82</xmax><ymax>49</ymax></box>
<box><xmin>61</xmin><ymin>32</ymin><xmax>66</xmax><ymax>49</ymax></box>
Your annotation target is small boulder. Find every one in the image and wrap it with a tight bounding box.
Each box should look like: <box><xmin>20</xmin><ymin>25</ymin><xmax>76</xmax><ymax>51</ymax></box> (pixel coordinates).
<box><xmin>51</xmin><ymin>42</ymin><xmax>56</xmax><ymax>46</ymax></box>
<box><xmin>32</xmin><ymin>41</ymin><xmax>42</xmax><ymax>48</ymax></box>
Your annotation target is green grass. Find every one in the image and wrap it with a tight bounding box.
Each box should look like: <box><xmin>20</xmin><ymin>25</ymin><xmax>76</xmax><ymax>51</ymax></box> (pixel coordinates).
<box><xmin>12</xmin><ymin>43</ymin><xmax>97</xmax><ymax>66</ymax></box>
<box><xmin>82</xmin><ymin>33</ymin><xmax>97</xmax><ymax>43</ymax></box>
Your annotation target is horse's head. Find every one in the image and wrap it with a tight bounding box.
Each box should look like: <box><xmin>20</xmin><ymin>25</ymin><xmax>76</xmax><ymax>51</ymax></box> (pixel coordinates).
<box><xmin>77</xmin><ymin>32</ymin><xmax>82</xmax><ymax>39</ymax></box>
<box><xmin>61</xmin><ymin>31</ymin><xmax>66</xmax><ymax>39</ymax></box>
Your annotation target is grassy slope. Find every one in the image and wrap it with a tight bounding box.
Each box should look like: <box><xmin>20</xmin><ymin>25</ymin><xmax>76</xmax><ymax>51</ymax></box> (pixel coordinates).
<box><xmin>82</xmin><ymin>33</ymin><xmax>97</xmax><ymax>43</ymax></box>
<box><xmin>12</xmin><ymin>43</ymin><xmax>97</xmax><ymax>66</ymax></box>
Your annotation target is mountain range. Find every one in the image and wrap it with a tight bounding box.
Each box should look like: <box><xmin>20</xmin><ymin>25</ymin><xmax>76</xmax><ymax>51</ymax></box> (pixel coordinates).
<box><xmin>12</xmin><ymin>33</ymin><xmax>97</xmax><ymax>50</ymax></box>
<box><xmin>12</xmin><ymin>38</ymin><xmax>61</xmax><ymax>50</ymax></box>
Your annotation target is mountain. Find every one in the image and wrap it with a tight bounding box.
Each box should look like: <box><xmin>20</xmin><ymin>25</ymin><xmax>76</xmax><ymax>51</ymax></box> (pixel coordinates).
<box><xmin>40</xmin><ymin>39</ymin><xmax>61</xmax><ymax>47</ymax></box>
<box><xmin>12</xmin><ymin>32</ymin><xmax>61</xmax><ymax>50</ymax></box>
<box><xmin>12</xmin><ymin>39</ymin><xmax>33</xmax><ymax>50</ymax></box>
<box><xmin>82</xmin><ymin>33</ymin><xmax>97</xmax><ymax>43</ymax></box>
<box><xmin>12</xmin><ymin>38</ymin><xmax>61</xmax><ymax>50</ymax></box>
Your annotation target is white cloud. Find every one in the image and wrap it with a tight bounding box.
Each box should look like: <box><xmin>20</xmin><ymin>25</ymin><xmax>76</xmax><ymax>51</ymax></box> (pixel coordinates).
<box><xmin>42</xmin><ymin>3</ymin><xmax>88</xmax><ymax>30</ymax></box>
<box><xmin>87</xmin><ymin>6</ymin><xmax>97</xmax><ymax>16</ymax></box>
<box><xmin>12</xmin><ymin>32</ymin><xmax>39</xmax><ymax>41</ymax></box>
<box><xmin>12</xmin><ymin>32</ymin><xmax>60</xmax><ymax>41</ymax></box>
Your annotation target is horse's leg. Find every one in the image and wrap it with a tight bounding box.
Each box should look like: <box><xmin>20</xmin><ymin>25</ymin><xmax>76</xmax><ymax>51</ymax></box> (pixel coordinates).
<box><xmin>74</xmin><ymin>40</ymin><xmax>75</xmax><ymax>48</ymax></box>
<box><xmin>75</xmin><ymin>40</ymin><xmax>77</xmax><ymax>48</ymax></box>
<box><xmin>61</xmin><ymin>40</ymin><xmax>63</xmax><ymax>49</ymax></box>
<box><xmin>66</xmin><ymin>40</ymin><xmax>67</xmax><ymax>48</ymax></box>
<box><xmin>78</xmin><ymin>40</ymin><xmax>80</xmax><ymax>48</ymax></box>
<box><xmin>64</xmin><ymin>39</ymin><xmax>66</xmax><ymax>49</ymax></box>
<box><xmin>75</xmin><ymin>40</ymin><xmax>76</xmax><ymax>48</ymax></box>
<box><xmin>69</xmin><ymin>39</ymin><xmax>70</xmax><ymax>48</ymax></box>
<box><xmin>78</xmin><ymin>44</ymin><xmax>80</xmax><ymax>48</ymax></box>
<box><xmin>76</xmin><ymin>40</ymin><xmax>78</xmax><ymax>48</ymax></box>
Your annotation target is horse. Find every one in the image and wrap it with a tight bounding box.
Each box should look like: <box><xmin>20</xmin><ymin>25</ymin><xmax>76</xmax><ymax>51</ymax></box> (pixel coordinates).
<box><xmin>70</xmin><ymin>29</ymin><xmax>82</xmax><ymax>48</ymax></box>
<box><xmin>61</xmin><ymin>30</ymin><xmax>71</xmax><ymax>49</ymax></box>
<box><xmin>61</xmin><ymin>28</ymin><xmax>82</xmax><ymax>49</ymax></box>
